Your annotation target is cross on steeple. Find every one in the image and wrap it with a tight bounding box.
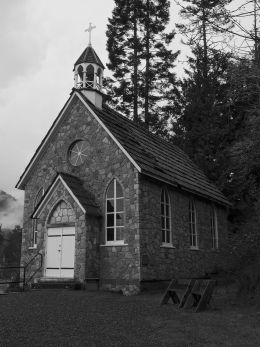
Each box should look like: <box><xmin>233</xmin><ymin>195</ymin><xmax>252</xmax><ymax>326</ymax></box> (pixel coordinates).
<box><xmin>85</xmin><ymin>22</ymin><xmax>96</xmax><ymax>46</ymax></box>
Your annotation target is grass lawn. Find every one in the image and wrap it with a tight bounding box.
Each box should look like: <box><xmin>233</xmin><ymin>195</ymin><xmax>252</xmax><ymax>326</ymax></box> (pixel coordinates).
<box><xmin>1</xmin><ymin>289</ymin><xmax>260</xmax><ymax>346</ymax></box>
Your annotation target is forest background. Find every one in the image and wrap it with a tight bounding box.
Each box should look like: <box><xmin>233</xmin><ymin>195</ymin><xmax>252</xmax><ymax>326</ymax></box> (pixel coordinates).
<box><xmin>104</xmin><ymin>0</ymin><xmax>260</xmax><ymax>268</ymax></box>
<box><xmin>0</xmin><ymin>0</ymin><xmax>259</xmax><ymax>270</ymax></box>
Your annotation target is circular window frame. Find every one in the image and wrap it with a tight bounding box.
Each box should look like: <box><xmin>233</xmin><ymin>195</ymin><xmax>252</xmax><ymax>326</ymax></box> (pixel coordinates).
<box><xmin>68</xmin><ymin>140</ymin><xmax>89</xmax><ymax>167</ymax></box>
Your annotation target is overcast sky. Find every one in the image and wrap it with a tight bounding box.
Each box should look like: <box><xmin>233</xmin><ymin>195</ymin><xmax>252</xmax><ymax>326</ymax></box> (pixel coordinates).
<box><xmin>0</xmin><ymin>0</ymin><xmax>183</xmax><ymax>204</ymax></box>
<box><xmin>0</xmin><ymin>0</ymin><xmax>252</xmax><ymax>206</ymax></box>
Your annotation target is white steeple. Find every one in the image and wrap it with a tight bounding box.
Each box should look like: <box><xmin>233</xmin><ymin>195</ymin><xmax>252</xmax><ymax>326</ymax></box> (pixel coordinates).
<box><xmin>73</xmin><ymin>25</ymin><xmax>104</xmax><ymax>109</ymax></box>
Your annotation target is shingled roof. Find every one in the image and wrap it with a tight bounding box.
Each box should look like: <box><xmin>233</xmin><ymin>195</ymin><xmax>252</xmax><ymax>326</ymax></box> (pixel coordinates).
<box><xmin>78</xmin><ymin>92</ymin><xmax>230</xmax><ymax>207</ymax></box>
<box><xmin>74</xmin><ymin>45</ymin><xmax>105</xmax><ymax>69</ymax></box>
<box><xmin>17</xmin><ymin>90</ymin><xmax>230</xmax><ymax>207</ymax></box>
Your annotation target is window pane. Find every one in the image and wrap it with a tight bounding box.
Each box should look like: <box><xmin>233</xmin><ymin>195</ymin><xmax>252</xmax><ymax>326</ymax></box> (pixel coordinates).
<box><xmin>116</xmin><ymin>198</ymin><xmax>124</xmax><ymax>212</ymax></box>
<box><xmin>161</xmin><ymin>190</ymin><xmax>164</xmax><ymax>203</ymax></box>
<box><xmin>166</xmin><ymin>229</ymin><xmax>170</xmax><ymax>243</ymax></box>
<box><xmin>162</xmin><ymin>230</ymin><xmax>165</xmax><ymax>243</ymax></box>
<box><xmin>116</xmin><ymin>181</ymin><xmax>123</xmax><ymax>197</ymax></box>
<box><xmin>161</xmin><ymin>203</ymin><xmax>164</xmax><ymax>216</ymax></box>
<box><xmin>107</xmin><ymin>200</ymin><xmax>114</xmax><ymax>213</ymax></box>
<box><xmin>34</xmin><ymin>230</ymin><xmax>38</xmax><ymax>244</ymax></box>
<box><xmin>193</xmin><ymin>234</ymin><xmax>197</xmax><ymax>247</ymax></box>
<box><xmin>107</xmin><ymin>182</ymin><xmax>114</xmax><ymax>199</ymax></box>
<box><xmin>165</xmin><ymin>191</ymin><xmax>169</xmax><ymax>204</ymax></box>
<box><xmin>116</xmin><ymin>227</ymin><xmax>124</xmax><ymax>241</ymax></box>
<box><xmin>107</xmin><ymin>228</ymin><xmax>114</xmax><ymax>241</ymax></box>
<box><xmin>161</xmin><ymin>217</ymin><xmax>165</xmax><ymax>229</ymax></box>
<box><xmin>166</xmin><ymin>205</ymin><xmax>170</xmax><ymax>218</ymax></box>
<box><xmin>116</xmin><ymin>213</ymin><xmax>124</xmax><ymax>226</ymax></box>
<box><xmin>166</xmin><ymin>217</ymin><xmax>170</xmax><ymax>230</ymax></box>
<box><xmin>106</xmin><ymin>214</ymin><xmax>114</xmax><ymax>227</ymax></box>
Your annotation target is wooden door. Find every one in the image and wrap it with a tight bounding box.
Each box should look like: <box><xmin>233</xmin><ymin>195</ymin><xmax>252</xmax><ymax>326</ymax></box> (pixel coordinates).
<box><xmin>45</xmin><ymin>227</ymin><xmax>75</xmax><ymax>278</ymax></box>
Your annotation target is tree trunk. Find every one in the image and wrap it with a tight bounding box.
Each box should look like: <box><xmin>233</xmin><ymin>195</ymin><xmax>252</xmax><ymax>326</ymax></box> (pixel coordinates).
<box><xmin>202</xmin><ymin>1</ymin><xmax>208</xmax><ymax>83</ymax></box>
<box><xmin>133</xmin><ymin>0</ymin><xmax>139</xmax><ymax>122</ymax></box>
<box><xmin>144</xmin><ymin>0</ymin><xmax>150</xmax><ymax>127</ymax></box>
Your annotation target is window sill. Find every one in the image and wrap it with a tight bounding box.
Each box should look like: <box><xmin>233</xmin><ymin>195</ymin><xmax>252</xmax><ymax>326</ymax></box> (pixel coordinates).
<box><xmin>100</xmin><ymin>243</ymin><xmax>128</xmax><ymax>247</ymax></box>
<box><xmin>190</xmin><ymin>247</ymin><xmax>200</xmax><ymax>251</ymax></box>
<box><xmin>28</xmin><ymin>245</ymin><xmax>37</xmax><ymax>250</ymax></box>
<box><xmin>160</xmin><ymin>244</ymin><xmax>175</xmax><ymax>249</ymax></box>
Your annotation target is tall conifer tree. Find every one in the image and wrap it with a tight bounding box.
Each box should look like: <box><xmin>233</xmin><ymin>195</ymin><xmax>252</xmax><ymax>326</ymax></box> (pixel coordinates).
<box><xmin>106</xmin><ymin>0</ymin><xmax>179</xmax><ymax>135</ymax></box>
<box><xmin>172</xmin><ymin>0</ymin><xmax>233</xmax><ymax>182</ymax></box>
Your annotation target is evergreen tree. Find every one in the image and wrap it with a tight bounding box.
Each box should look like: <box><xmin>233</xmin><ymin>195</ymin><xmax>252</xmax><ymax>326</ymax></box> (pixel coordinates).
<box><xmin>172</xmin><ymin>46</ymin><xmax>234</xmax><ymax>186</ymax></box>
<box><xmin>106</xmin><ymin>0</ymin><xmax>179</xmax><ymax>135</ymax></box>
<box><xmin>176</xmin><ymin>0</ymin><xmax>232</xmax><ymax>90</ymax></box>
<box><xmin>172</xmin><ymin>0</ymin><xmax>234</xmax><ymax>184</ymax></box>
<box><xmin>106</xmin><ymin>0</ymin><xmax>142</xmax><ymax>120</ymax></box>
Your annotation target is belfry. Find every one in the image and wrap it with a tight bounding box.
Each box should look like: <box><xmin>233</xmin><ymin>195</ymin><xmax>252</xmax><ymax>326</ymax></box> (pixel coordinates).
<box><xmin>73</xmin><ymin>23</ymin><xmax>104</xmax><ymax>108</ymax></box>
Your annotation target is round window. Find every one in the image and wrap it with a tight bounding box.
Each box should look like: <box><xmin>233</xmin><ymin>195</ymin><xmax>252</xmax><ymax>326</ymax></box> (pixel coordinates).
<box><xmin>68</xmin><ymin>140</ymin><xmax>88</xmax><ymax>166</ymax></box>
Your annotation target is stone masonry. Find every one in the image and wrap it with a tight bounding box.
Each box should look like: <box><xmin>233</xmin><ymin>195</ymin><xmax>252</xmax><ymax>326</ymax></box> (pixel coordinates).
<box><xmin>21</xmin><ymin>95</ymin><xmax>140</xmax><ymax>293</ymax></box>
<box><xmin>20</xmin><ymin>94</ymin><xmax>229</xmax><ymax>294</ymax></box>
<box><xmin>139</xmin><ymin>176</ymin><xmax>229</xmax><ymax>283</ymax></box>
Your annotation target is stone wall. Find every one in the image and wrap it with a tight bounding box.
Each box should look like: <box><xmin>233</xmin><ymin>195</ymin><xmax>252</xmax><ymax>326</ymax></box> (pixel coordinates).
<box><xmin>139</xmin><ymin>176</ymin><xmax>229</xmax><ymax>281</ymax></box>
<box><xmin>21</xmin><ymin>95</ymin><xmax>140</xmax><ymax>292</ymax></box>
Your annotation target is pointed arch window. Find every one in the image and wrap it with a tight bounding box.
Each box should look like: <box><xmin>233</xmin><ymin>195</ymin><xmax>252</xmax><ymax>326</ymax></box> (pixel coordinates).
<box><xmin>31</xmin><ymin>188</ymin><xmax>44</xmax><ymax>248</ymax></box>
<box><xmin>106</xmin><ymin>179</ymin><xmax>124</xmax><ymax>244</ymax></box>
<box><xmin>189</xmin><ymin>199</ymin><xmax>198</xmax><ymax>249</ymax></box>
<box><xmin>210</xmin><ymin>206</ymin><xmax>218</xmax><ymax>249</ymax></box>
<box><xmin>161</xmin><ymin>189</ymin><xmax>171</xmax><ymax>245</ymax></box>
<box><xmin>86</xmin><ymin>64</ymin><xmax>94</xmax><ymax>87</ymax></box>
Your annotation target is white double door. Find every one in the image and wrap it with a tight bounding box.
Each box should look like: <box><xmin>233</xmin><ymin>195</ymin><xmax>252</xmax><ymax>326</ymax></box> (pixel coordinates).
<box><xmin>45</xmin><ymin>227</ymin><xmax>75</xmax><ymax>278</ymax></box>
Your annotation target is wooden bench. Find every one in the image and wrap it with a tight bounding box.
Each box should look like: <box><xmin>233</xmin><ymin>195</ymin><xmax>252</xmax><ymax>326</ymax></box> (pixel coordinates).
<box><xmin>160</xmin><ymin>278</ymin><xmax>216</xmax><ymax>312</ymax></box>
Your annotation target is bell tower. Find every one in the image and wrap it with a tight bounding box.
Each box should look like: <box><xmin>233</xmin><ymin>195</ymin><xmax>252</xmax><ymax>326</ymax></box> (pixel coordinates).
<box><xmin>74</xmin><ymin>23</ymin><xmax>104</xmax><ymax>109</ymax></box>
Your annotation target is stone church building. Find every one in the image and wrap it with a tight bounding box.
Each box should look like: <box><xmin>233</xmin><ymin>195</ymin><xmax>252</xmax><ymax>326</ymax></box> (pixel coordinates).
<box><xmin>16</xmin><ymin>40</ymin><xmax>230</xmax><ymax>293</ymax></box>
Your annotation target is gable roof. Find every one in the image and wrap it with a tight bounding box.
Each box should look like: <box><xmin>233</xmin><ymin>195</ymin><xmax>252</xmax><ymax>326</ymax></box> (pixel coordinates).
<box><xmin>79</xmin><ymin>92</ymin><xmax>230</xmax><ymax>207</ymax></box>
<box><xmin>32</xmin><ymin>172</ymin><xmax>100</xmax><ymax>218</ymax></box>
<box><xmin>16</xmin><ymin>90</ymin><xmax>230</xmax><ymax>207</ymax></box>
<box><xmin>74</xmin><ymin>45</ymin><xmax>105</xmax><ymax>70</ymax></box>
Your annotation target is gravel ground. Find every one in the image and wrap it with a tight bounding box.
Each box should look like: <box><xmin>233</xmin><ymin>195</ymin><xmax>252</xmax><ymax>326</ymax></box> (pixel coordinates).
<box><xmin>1</xmin><ymin>289</ymin><xmax>260</xmax><ymax>346</ymax></box>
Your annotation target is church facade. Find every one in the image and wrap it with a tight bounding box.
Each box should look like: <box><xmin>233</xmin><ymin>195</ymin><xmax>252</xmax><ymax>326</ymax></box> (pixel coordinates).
<box><xmin>16</xmin><ymin>42</ymin><xmax>230</xmax><ymax>293</ymax></box>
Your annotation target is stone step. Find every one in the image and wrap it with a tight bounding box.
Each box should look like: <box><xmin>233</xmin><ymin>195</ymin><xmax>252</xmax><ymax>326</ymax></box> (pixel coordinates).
<box><xmin>33</xmin><ymin>278</ymin><xmax>82</xmax><ymax>290</ymax></box>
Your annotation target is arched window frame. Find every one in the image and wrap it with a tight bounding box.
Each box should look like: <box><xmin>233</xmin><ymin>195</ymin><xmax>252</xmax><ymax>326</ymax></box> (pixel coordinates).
<box><xmin>76</xmin><ymin>65</ymin><xmax>84</xmax><ymax>88</ymax></box>
<box><xmin>86</xmin><ymin>64</ymin><xmax>94</xmax><ymax>88</ymax></box>
<box><xmin>31</xmin><ymin>187</ymin><xmax>44</xmax><ymax>248</ymax></box>
<box><xmin>105</xmin><ymin>179</ymin><xmax>125</xmax><ymax>245</ymax></box>
<box><xmin>210</xmin><ymin>205</ymin><xmax>218</xmax><ymax>249</ymax></box>
<box><xmin>161</xmin><ymin>188</ymin><xmax>172</xmax><ymax>245</ymax></box>
<box><xmin>189</xmin><ymin>199</ymin><xmax>198</xmax><ymax>249</ymax></box>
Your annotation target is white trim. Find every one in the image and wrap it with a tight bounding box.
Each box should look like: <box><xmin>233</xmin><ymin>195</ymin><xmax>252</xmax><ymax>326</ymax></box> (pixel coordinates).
<box><xmin>211</xmin><ymin>205</ymin><xmax>219</xmax><ymax>249</ymax></box>
<box><xmin>32</xmin><ymin>174</ymin><xmax>86</xmax><ymax>218</ymax></box>
<box><xmin>160</xmin><ymin>244</ymin><xmax>175</xmax><ymax>249</ymax></box>
<box><xmin>161</xmin><ymin>188</ymin><xmax>172</xmax><ymax>245</ymax></box>
<box><xmin>100</xmin><ymin>243</ymin><xmax>128</xmax><ymax>247</ymax></box>
<box><xmin>189</xmin><ymin>246</ymin><xmax>200</xmax><ymax>251</ymax></box>
<box><xmin>75</xmin><ymin>92</ymin><xmax>141</xmax><ymax>172</ymax></box>
<box><xmin>189</xmin><ymin>199</ymin><xmax>198</xmax><ymax>249</ymax></box>
<box><xmin>17</xmin><ymin>91</ymin><xmax>141</xmax><ymax>189</ymax></box>
<box><xmin>105</xmin><ymin>178</ymin><xmax>125</xmax><ymax>243</ymax></box>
